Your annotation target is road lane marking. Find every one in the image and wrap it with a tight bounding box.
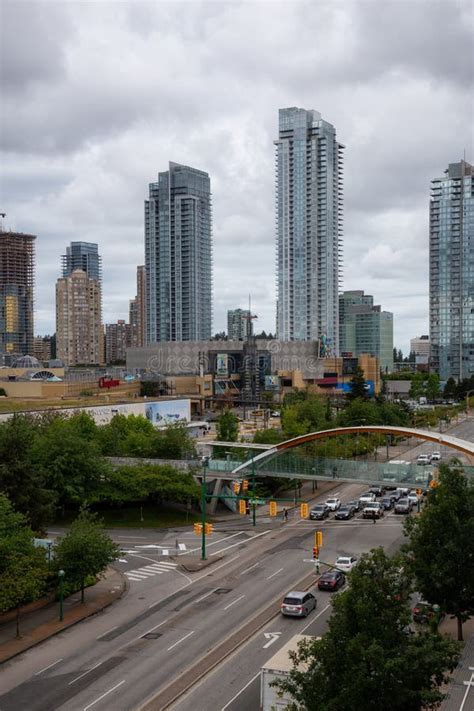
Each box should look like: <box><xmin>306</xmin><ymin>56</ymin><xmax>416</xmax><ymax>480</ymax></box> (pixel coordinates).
<box><xmin>133</xmin><ymin>618</ymin><xmax>170</xmax><ymax>642</ymax></box>
<box><xmin>210</xmin><ymin>530</ymin><xmax>270</xmax><ymax>556</ymax></box>
<box><xmin>266</xmin><ymin>567</ymin><xmax>283</xmax><ymax>580</ymax></box>
<box><xmin>263</xmin><ymin>632</ymin><xmax>281</xmax><ymax>648</ymax></box>
<box><xmin>147</xmin><ymin>555</ymin><xmax>241</xmax><ymax>608</ymax></box>
<box><xmin>301</xmin><ymin>603</ymin><xmax>331</xmax><ymax>633</ymax></box>
<box><xmin>183</xmin><ymin>531</ymin><xmax>245</xmax><ymax>555</ymax></box>
<box><xmin>166</xmin><ymin>630</ymin><xmax>195</xmax><ymax>651</ymax></box>
<box><xmin>69</xmin><ymin>661</ymin><xmax>103</xmax><ymax>685</ymax></box>
<box><xmin>223</xmin><ymin>594</ymin><xmax>245</xmax><ymax>610</ymax></box>
<box><xmin>96</xmin><ymin>627</ymin><xmax>117</xmax><ymax>640</ymax></box>
<box><xmin>194</xmin><ymin>589</ymin><xmax>217</xmax><ymax>604</ymax></box>
<box><xmin>221</xmin><ymin>671</ymin><xmax>260</xmax><ymax>711</ymax></box>
<box><xmin>35</xmin><ymin>658</ymin><xmax>63</xmax><ymax>675</ymax></box>
<box><xmin>238</xmin><ymin>560</ymin><xmax>262</xmax><ymax>576</ymax></box>
<box><xmin>460</xmin><ymin>671</ymin><xmax>474</xmax><ymax>710</ymax></box>
<box><xmin>83</xmin><ymin>679</ymin><xmax>126</xmax><ymax>711</ymax></box>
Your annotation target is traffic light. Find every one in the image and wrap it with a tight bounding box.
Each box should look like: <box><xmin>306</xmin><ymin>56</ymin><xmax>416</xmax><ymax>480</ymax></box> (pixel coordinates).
<box><xmin>204</xmin><ymin>522</ymin><xmax>214</xmax><ymax>534</ymax></box>
<box><xmin>300</xmin><ymin>503</ymin><xmax>309</xmax><ymax>519</ymax></box>
<box><xmin>269</xmin><ymin>501</ymin><xmax>277</xmax><ymax>517</ymax></box>
<box><xmin>316</xmin><ymin>530</ymin><xmax>323</xmax><ymax>547</ymax></box>
<box><xmin>429</xmin><ymin>479</ymin><xmax>439</xmax><ymax>489</ymax></box>
<box><xmin>242</xmin><ymin>479</ymin><xmax>249</xmax><ymax>491</ymax></box>
<box><xmin>415</xmin><ymin>488</ymin><xmax>422</xmax><ymax>496</ymax></box>
<box><xmin>233</xmin><ymin>482</ymin><xmax>240</xmax><ymax>494</ymax></box>
<box><xmin>312</xmin><ymin>546</ymin><xmax>319</xmax><ymax>560</ymax></box>
<box><xmin>193</xmin><ymin>523</ymin><xmax>202</xmax><ymax>535</ymax></box>
<box><xmin>239</xmin><ymin>499</ymin><xmax>247</xmax><ymax>515</ymax></box>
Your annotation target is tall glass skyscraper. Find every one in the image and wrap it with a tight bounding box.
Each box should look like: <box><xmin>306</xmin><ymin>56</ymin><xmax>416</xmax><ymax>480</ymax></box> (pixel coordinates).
<box><xmin>275</xmin><ymin>107</ymin><xmax>344</xmax><ymax>351</ymax></box>
<box><xmin>430</xmin><ymin>160</ymin><xmax>474</xmax><ymax>381</ymax></box>
<box><xmin>0</xmin><ymin>231</ymin><xmax>36</xmax><ymax>356</ymax></box>
<box><xmin>145</xmin><ymin>162</ymin><xmax>212</xmax><ymax>343</ymax></box>
<box><xmin>62</xmin><ymin>242</ymin><xmax>102</xmax><ymax>282</ymax></box>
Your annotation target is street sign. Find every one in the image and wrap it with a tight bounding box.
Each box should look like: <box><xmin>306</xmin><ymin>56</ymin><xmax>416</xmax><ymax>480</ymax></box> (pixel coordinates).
<box><xmin>263</xmin><ymin>632</ymin><xmax>281</xmax><ymax>649</ymax></box>
<box><xmin>248</xmin><ymin>498</ymin><xmax>266</xmax><ymax>505</ymax></box>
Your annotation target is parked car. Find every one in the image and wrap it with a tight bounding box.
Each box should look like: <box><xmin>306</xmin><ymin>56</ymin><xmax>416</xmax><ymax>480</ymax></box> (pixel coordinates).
<box><xmin>412</xmin><ymin>601</ymin><xmax>444</xmax><ymax>624</ymax></box>
<box><xmin>318</xmin><ymin>570</ymin><xmax>346</xmax><ymax>591</ymax></box>
<box><xmin>395</xmin><ymin>498</ymin><xmax>412</xmax><ymax>514</ymax></box>
<box><xmin>335</xmin><ymin>555</ymin><xmax>357</xmax><ymax>572</ymax></box>
<box><xmin>325</xmin><ymin>497</ymin><xmax>341</xmax><ymax>511</ymax></box>
<box><xmin>310</xmin><ymin>504</ymin><xmax>329</xmax><ymax>520</ymax></box>
<box><xmin>362</xmin><ymin>502</ymin><xmax>384</xmax><ymax>519</ymax></box>
<box><xmin>334</xmin><ymin>505</ymin><xmax>355</xmax><ymax>520</ymax></box>
<box><xmin>347</xmin><ymin>499</ymin><xmax>361</xmax><ymax>512</ymax></box>
<box><xmin>380</xmin><ymin>496</ymin><xmax>394</xmax><ymax>510</ymax></box>
<box><xmin>359</xmin><ymin>492</ymin><xmax>376</xmax><ymax>504</ymax></box>
<box><xmin>417</xmin><ymin>454</ymin><xmax>430</xmax><ymax>465</ymax></box>
<box><xmin>281</xmin><ymin>591</ymin><xmax>317</xmax><ymax>618</ymax></box>
<box><xmin>430</xmin><ymin>451</ymin><xmax>441</xmax><ymax>461</ymax></box>
<box><xmin>369</xmin><ymin>485</ymin><xmax>385</xmax><ymax>497</ymax></box>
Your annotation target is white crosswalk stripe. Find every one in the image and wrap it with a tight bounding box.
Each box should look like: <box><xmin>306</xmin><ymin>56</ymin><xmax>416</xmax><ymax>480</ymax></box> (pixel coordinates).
<box><xmin>124</xmin><ymin>560</ymin><xmax>178</xmax><ymax>583</ymax></box>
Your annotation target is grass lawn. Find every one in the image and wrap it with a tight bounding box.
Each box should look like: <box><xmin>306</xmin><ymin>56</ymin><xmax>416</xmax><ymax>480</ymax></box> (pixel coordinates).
<box><xmin>56</xmin><ymin>505</ymin><xmax>204</xmax><ymax>528</ymax></box>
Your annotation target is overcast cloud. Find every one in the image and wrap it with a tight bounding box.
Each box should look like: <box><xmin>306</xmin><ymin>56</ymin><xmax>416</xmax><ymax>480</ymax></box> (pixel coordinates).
<box><xmin>1</xmin><ymin>0</ymin><xmax>473</xmax><ymax>354</ymax></box>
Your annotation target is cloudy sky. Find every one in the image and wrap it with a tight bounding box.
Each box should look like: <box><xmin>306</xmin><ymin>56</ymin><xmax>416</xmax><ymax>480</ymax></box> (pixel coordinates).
<box><xmin>1</xmin><ymin>0</ymin><xmax>473</xmax><ymax>354</ymax></box>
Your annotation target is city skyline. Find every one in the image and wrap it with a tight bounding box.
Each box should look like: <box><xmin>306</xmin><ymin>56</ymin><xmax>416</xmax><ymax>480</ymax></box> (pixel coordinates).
<box><xmin>1</xmin><ymin>0</ymin><xmax>472</xmax><ymax>354</ymax></box>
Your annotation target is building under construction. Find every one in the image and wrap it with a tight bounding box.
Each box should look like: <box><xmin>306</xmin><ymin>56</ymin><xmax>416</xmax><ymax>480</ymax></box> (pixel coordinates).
<box><xmin>0</xmin><ymin>230</ymin><xmax>36</xmax><ymax>356</ymax></box>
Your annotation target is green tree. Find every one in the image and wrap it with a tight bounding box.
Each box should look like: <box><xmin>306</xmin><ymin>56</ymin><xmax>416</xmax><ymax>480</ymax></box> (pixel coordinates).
<box><xmin>0</xmin><ymin>414</ymin><xmax>55</xmax><ymax>531</ymax></box>
<box><xmin>216</xmin><ymin>410</ymin><xmax>239</xmax><ymax>442</ymax></box>
<box><xmin>347</xmin><ymin>366</ymin><xmax>367</xmax><ymax>400</ymax></box>
<box><xmin>443</xmin><ymin>377</ymin><xmax>457</xmax><ymax>400</ymax></box>
<box><xmin>425</xmin><ymin>374</ymin><xmax>440</xmax><ymax>401</ymax></box>
<box><xmin>0</xmin><ymin>495</ymin><xmax>48</xmax><ymax>637</ymax></box>
<box><xmin>409</xmin><ymin>372</ymin><xmax>426</xmax><ymax>399</ymax></box>
<box><xmin>253</xmin><ymin>428</ymin><xmax>283</xmax><ymax>444</ymax></box>
<box><xmin>275</xmin><ymin>548</ymin><xmax>459</xmax><ymax>710</ymax></box>
<box><xmin>151</xmin><ymin>422</ymin><xmax>197</xmax><ymax>459</ymax></box>
<box><xmin>54</xmin><ymin>508</ymin><xmax>120</xmax><ymax>603</ymax></box>
<box><xmin>404</xmin><ymin>464</ymin><xmax>474</xmax><ymax>641</ymax></box>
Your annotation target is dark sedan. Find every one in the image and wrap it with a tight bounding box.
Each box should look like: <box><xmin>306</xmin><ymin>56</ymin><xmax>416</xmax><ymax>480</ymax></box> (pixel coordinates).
<box><xmin>318</xmin><ymin>570</ymin><xmax>346</xmax><ymax>591</ymax></box>
<box><xmin>334</xmin><ymin>505</ymin><xmax>355</xmax><ymax>520</ymax></box>
<box><xmin>310</xmin><ymin>504</ymin><xmax>329</xmax><ymax>520</ymax></box>
<box><xmin>380</xmin><ymin>496</ymin><xmax>394</xmax><ymax>510</ymax></box>
<box><xmin>347</xmin><ymin>499</ymin><xmax>361</xmax><ymax>512</ymax></box>
<box><xmin>369</xmin><ymin>485</ymin><xmax>385</xmax><ymax>497</ymax></box>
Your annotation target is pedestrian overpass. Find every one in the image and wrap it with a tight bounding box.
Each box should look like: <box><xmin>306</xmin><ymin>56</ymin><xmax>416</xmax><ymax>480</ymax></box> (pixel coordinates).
<box><xmin>205</xmin><ymin>426</ymin><xmax>474</xmax><ymax>492</ymax></box>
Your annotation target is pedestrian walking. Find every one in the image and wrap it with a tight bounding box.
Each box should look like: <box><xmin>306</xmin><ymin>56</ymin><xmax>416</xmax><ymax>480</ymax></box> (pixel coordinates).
<box><xmin>332</xmin><ymin>466</ymin><xmax>337</xmax><ymax>479</ymax></box>
<box><xmin>372</xmin><ymin>514</ymin><xmax>376</xmax><ymax>524</ymax></box>
<box><xmin>283</xmin><ymin>508</ymin><xmax>288</xmax><ymax>522</ymax></box>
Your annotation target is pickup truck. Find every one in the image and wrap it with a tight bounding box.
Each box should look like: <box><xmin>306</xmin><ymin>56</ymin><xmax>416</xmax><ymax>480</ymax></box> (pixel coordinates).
<box><xmin>362</xmin><ymin>502</ymin><xmax>384</xmax><ymax>519</ymax></box>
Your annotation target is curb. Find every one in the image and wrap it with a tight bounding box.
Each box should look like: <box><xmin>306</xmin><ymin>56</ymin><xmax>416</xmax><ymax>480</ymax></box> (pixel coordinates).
<box><xmin>0</xmin><ymin>568</ymin><xmax>128</xmax><ymax>665</ymax></box>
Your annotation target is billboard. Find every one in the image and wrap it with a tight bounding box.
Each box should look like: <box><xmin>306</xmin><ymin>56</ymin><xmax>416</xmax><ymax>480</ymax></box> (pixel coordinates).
<box><xmin>336</xmin><ymin>380</ymin><xmax>375</xmax><ymax>397</ymax></box>
<box><xmin>216</xmin><ymin>353</ymin><xmax>228</xmax><ymax>377</ymax></box>
<box><xmin>145</xmin><ymin>399</ymin><xmax>191</xmax><ymax>427</ymax></box>
<box><xmin>265</xmin><ymin>375</ymin><xmax>280</xmax><ymax>391</ymax></box>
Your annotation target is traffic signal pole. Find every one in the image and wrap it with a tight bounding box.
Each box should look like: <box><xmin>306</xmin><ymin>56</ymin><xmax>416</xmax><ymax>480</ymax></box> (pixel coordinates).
<box><xmin>201</xmin><ymin>459</ymin><xmax>207</xmax><ymax>560</ymax></box>
<box><xmin>251</xmin><ymin>455</ymin><xmax>256</xmax><ymax>527</ymax></box>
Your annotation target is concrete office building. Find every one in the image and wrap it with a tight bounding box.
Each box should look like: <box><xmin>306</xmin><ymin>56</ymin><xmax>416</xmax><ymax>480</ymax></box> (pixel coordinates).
<box><xmin>62</xmin><ymin>242</ymin><xmax>102</xmax><ymax>282</ymax></box>
<box><xmin>339</xmin><ymin>290</ymin><xmax>393</xmax><ymax>372</ymax></box>
<box><xmin>430</xmin><ymin>160</ymin><xmax>474</xmax><ymax>381</ymax></box>
<box><xmin>410</xmin><ymin>335</ymin><xmax>430</xmax><ymax>368</ymax></box>
<box><xmin>0</xmin><ymin>230</ymin><xmax>36</xmax><ymax>356</ymax></box>
<box><xmin>56</xmin><ymin>269</ymin><xmax>104</xmax><ymax>365</ymax></box>
<box><xmin>145</xmin><ymin>163</ymin><xmax>212</xmax><ymax>343</ymax></box>
<box><xmin>105</xmin><ymin>319</ymin><xmax>131</xmax><ymax>363</ymax></box>
<box><xmin>130</xmin><ymin>265</ymin><xmax>146</xmax><ymax>348</ymax></box>
<box><xmin>275</xmin><ymin>107</ymin><xmax>344</xmax><ymax>350</ymax></box>
<box><xmin>227</xmin><ymin>309</ymin><xmax>252</xmax><ymax>341</ymax></box>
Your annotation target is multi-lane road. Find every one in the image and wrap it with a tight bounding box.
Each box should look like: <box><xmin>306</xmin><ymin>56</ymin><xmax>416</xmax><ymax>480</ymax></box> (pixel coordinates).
<box><xmin>1</xmin><ymin>417</ymin><xmax>472</xmax><ymax>711</ymax></box>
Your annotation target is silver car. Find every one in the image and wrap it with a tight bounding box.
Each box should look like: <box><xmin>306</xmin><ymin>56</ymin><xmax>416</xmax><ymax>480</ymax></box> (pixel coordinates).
<box><xmin>281</xmin><ymin>591</ymin><xmax>317</xmax><ymax>618</ymax></box>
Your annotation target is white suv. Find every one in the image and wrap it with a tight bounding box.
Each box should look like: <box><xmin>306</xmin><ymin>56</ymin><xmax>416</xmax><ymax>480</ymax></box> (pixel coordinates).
<box><xmin>431</xmin><ymin>452</ymin><xmax>441</xmax><ymax>461</ymax></box>
<box><xmin>417</xmin><ymin>454</ymin><xmax>430</xmax><ymax>465</ymax></box>
<box><xmin>325</xmin><ymin>497</ymin><xmax>341</xmax><ymax>511</ymax></box>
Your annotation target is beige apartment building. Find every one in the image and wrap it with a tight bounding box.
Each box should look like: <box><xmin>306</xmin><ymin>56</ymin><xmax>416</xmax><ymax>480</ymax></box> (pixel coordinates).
<box><xmin>56</xmin><ymin>268</ymin><xmax>104</xmax><ymax>365</ymax></box>
<box><xmin>130</xmin><ymin>265</ymin><xmax>146</xmax><ymax>348</ymax></box>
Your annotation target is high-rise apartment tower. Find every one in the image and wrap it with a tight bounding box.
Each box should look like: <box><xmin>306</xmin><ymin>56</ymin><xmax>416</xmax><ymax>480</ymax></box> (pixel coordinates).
<box><xmin>339</xmin><ymin>290</ymin><xmax>393</xmax><ymax>372</ymax></box>
<box><xmin>275</xmin><ymin>107</ymin><xmax>344</xmax><ymax>350</ymax></box>
<box><xmin>130</xmin><ymin>265</ymin><xmax>146</xmax><ymax>347</ymax></box>
<box><xmin>145</xmin><ymin>163</ymin><xmax>212</xmax><ymax>343</ymax></box>
<box><xmin>0</xmin><ymin>230</ymin><xmax>36</xmax><ymax>356</ymax></box>
<box><xmin>227</xmin><ymin>309</ymin><xmax>252</xmax><ymax>341</ymax></box>
<box><xmin>430</xmin><ymin>160</ymin><xmax>474</xmax><ymax>380</ymax></box>
<box><xmin>56</xmin><ymin>269</ymin><xmax>104</xmax><ymax>365</ymax></box>
<box><xmin>62</xmin><ymin>242</ymin><xmax>102</xmax><ymax>282</ymax></box>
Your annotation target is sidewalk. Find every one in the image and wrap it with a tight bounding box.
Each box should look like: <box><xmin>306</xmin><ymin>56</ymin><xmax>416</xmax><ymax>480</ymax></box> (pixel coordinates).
<box><xmin>0</xmin><ymin>566</ymin><xmax>127</xmax><ymax>665</ymax></box>
<box><xmin>439</xmin><ymin>617</ymin><xmax>474</xmax><ymax>710</ymax></box>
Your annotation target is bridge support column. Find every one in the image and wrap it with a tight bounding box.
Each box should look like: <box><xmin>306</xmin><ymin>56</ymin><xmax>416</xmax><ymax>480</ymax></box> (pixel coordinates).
<box><xmin>207</xmin><ymin>478</ymin><xmax>222</xmax><ymax>514</ymax></box>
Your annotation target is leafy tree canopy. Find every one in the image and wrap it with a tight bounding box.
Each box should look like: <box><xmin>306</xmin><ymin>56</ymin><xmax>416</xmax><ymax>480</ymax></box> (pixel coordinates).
<box><xmin>216</xmin><ymin>410</ymin><xmax>239</xmax><ymax>442</ymax></box>
<box><xmin>404</xmin><ymin>463</ymin><xmax>474</xmax><ymax>640</ymax></box>
<box><xmin>275</xmin><ymin>548</ymin><xmax>459</xmax><ymax>711</ymax></box>
<box><xmin>54</xmin><ymin>507</ymin><xmax>120</xmax><ymax>603</ymax></box>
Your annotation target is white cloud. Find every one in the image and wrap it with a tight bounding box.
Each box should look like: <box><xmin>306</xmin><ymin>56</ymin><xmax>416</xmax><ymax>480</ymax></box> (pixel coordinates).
<box><xmin>0</xmin><ymin>0</ymin><xmax>472</xmax><ymax>356</ymax></box>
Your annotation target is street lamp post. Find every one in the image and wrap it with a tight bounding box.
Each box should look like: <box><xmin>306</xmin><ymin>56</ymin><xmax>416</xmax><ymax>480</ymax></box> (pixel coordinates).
<box><xmin>58</xmin><ymin>569</ymin><xmax>65</xmax><ymax>622</ymax></box>
<box><xmin>251</xmin><ymin>454</ymin><xmax>256</xmax><ymax>527</ymax></box>
<box><xmin>465</xmin><ymin>390</ymin><xmax>474</xmax><ymax>415</ymax></box>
